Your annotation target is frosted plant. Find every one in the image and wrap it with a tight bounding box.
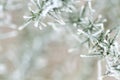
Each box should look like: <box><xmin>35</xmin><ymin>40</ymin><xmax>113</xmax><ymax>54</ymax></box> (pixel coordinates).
<box><xmin>18</xmin><ymin>0</ymin><xmax>77</xmax><ymax>30</ymax></box>
<box><xmin>76</xmin><ymin>1</ymin><xmax>120</xmax><ymax>80</ymax></box>
<box><xmin>17</xmin><ymin>0</ymin><xmax>120</xmax><ymax>80</ymax></box>
<box><xmin>0</xmin><ymin>0</ymin><xmax>120</xmax><ymax>80</ymax></box>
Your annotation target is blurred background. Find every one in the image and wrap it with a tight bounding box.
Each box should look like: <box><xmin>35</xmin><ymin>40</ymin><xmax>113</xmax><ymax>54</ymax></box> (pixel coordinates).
<box><xmin>0</xmin><ymin>0</ymin><xmax>120</xmax><ymax>80</ymax></box>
